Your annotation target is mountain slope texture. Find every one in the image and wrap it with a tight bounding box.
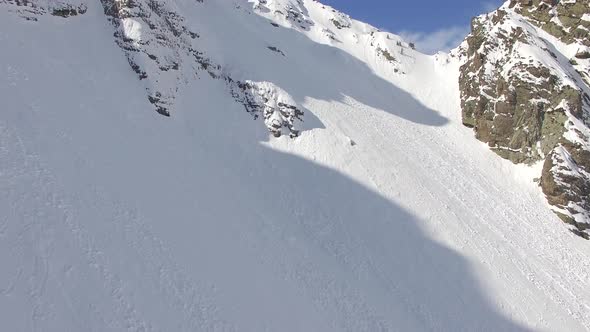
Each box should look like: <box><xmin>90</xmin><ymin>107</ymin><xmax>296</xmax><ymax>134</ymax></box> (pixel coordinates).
<box><xmin>2</xmin><ymin>0</ymin><xmax>590</xmax><ymax>331</ymax></box>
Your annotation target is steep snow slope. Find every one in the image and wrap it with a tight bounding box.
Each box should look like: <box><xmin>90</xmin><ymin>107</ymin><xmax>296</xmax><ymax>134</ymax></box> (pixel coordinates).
<box><xmin>2</xmin><ymin>0</ymin><xmax>590</xmax><ymax>331</ymax></box>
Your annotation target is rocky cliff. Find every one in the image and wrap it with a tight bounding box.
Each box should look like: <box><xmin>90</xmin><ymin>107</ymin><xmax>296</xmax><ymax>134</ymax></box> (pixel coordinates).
<box><xmin>459</xmin><ymin>0</ymin><xmax>590</xmax><ymax>237</ymax></box>
<box><xmin>5</xmin><ymin>0</ymin><xmax>590</xmax><ymax>238</ymax></box>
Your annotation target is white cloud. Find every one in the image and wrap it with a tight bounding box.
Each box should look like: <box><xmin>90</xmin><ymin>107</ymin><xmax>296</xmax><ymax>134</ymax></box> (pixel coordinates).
<box><xmin>396</xmin><ymin>1</ymin><xmax>503</xmax><ymax>55</ymax></box>
<box><xmin>399</xmin><ymin>26</ymin><xmax>470</xmax><ymax>55</ymax></box>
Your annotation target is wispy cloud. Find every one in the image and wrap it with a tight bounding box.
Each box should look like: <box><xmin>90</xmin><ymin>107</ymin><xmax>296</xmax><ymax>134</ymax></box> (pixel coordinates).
<box><xmin>398</xmin><ymin>1</ymin><xmax>501</xmax><ymax>54</ymax></box>
<box><xmin>399</xmin><ymin>26</ymin><xmax>470</xmax><ymax>55</ymax></box>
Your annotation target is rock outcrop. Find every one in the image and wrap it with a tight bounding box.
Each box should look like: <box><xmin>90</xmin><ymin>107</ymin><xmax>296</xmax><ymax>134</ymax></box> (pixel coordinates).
<box><xmin>98</xmin><ymin>0</ymin><xmax>218</xmax><ymax>116</ymax></box>
<box><xmin>459</xmin><ymin>0</ymin><xmax>590</xmax><ymax>237</ymax></box>
<box><xmin>230</xmin><ymin>80</ymin><xmax>303</xmax><ymax>138</ymax></box>
<box><xmin>252</xmin><ymin>0</ymin><xmax>314</xmax><ymax>31</ymax></box>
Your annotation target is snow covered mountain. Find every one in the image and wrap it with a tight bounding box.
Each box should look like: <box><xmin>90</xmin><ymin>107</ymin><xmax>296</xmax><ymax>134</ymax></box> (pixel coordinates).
<box><xmin>2</xmin><ymin>0</ymin><xmax>590</xmax><ymax>331</ymax></box>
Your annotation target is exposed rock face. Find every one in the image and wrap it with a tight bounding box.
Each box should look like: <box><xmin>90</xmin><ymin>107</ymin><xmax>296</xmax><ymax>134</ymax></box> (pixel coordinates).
<box><xmin>511</xmin><ymin>0</ymin><xmax>590</xmax><ymax>86</ymax></box>
<box><xmin>51</xmin><ymin>2</ymin><xmax>87</xmax><ymax>17</ymax></box>
<box><xmin>541</xmin><ymin>143</ymin><xmax>590</xmax><ymax>238</ymax></box>
<box><xmin>459</xmin><ymin>0</ymin><xmax>590</xmax><ymax>237</ymax></box>
<box><xmin>512</xmin><ymin>0</ymin><xmax>590</xmax><ymax>47</ymax></box>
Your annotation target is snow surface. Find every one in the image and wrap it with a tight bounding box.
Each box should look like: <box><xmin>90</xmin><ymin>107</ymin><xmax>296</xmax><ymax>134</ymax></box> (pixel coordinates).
<box><xmin>1</xmin><ymin>0</ymin><xmax>590</xmax><ymax>331</ymax></box>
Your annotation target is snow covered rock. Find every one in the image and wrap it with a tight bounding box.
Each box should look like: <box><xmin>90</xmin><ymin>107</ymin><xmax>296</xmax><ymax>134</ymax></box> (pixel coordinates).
<box><xmin>98</xmin><ymin>0</ymin><xmax>217</xmax><ymax>116</ymax></box>
<box><xmin>511</xmin><ymin>0</ymin><xmax>590</xmax><ymax>86</ymax></box>
<box><xmin>541</xmin><ymin>143</ymin><xmax>590</xmax><ymax>238</ymax></box>
<box><xmin>251</xmin><ymin>0</ymin><xmax>314</xmax><ymax>31</ymax></box>
<box><xmin>230</xmin><ymin>80</ymin><xmax>303</xmax><ymax>138</ymax></box>
<box><xmin>458</xmin><ymin>0</ymin><xmax>590</xmax><ymax>237</ymax></box>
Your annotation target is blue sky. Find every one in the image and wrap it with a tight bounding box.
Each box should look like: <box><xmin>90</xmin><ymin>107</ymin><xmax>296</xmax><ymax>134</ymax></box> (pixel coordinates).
<box><xmin>319</xmin><ymin>0</ymin><xmax>505</xmax><ymax>54</ymax></box>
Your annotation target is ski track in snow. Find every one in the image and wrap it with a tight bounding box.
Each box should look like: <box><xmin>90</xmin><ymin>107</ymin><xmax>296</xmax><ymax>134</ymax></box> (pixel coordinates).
<box><xmin>299</xmin><ymin>85</ymin><xmax>590</xmax><ymax>329</ymax></box>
